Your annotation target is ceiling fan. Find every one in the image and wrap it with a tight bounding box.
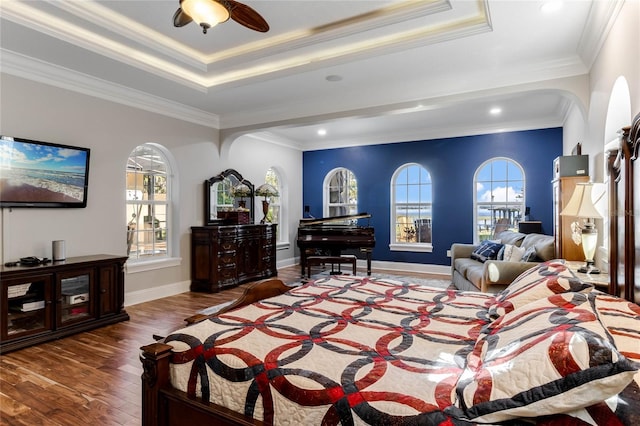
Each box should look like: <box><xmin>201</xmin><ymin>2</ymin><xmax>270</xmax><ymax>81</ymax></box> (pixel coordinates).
<box><xmin>173</xmin><ymin>0</ymin><xmax>269</xmax><ymax>34</ymax></box>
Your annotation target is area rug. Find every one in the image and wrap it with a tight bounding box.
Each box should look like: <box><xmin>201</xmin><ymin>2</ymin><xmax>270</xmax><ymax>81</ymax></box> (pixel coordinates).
<box><xmin>288</xmin><ymin>270</ymin><xmax>453</xmax><ymax>290</ymax></box>
<box><xmin>199</xmin><ymin>272</ymin><xmax>453</xmax><ymax>316</ymax></box>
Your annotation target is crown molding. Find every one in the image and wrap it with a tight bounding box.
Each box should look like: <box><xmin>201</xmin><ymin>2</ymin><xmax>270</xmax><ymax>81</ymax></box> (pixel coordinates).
<box><xmin>1</xmin><ymin>0</ymin><xmax>209</xmax><ymax>90</ymax></box>
<box><xmin>1</xmin><ymin>0</ymin><xmax>490</xmax><ymax>90</ymax></box>
<box><xmin>577</xmin><ymin>0</ymin><xmax>625</xmax><ymax>69</ymax></box>
<box><xmin>0</xmin><ymin>49</ymin><xmax>220</xmax><ymax>129</ymax></box>
<box><xmin>300</xmin><ymin>117</ymin><xmax>566</xmax><ymax>152</ymax></box>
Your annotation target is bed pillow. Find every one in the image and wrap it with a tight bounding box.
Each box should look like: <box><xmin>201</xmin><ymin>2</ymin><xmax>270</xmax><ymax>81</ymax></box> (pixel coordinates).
<box><xmin>592</xmin><ymin>291</ymin><xmax>640</xmax><ymax>364</ymax></box>
<box><xmin>488</xmin><ymin>260</ymin><xmax>592</xmax><ymax>317</ymax></box>
<box><xmin>471</xmin><ymin>240</ymin><xmax>504</xmax><ymax>263</ymax></box>
<box><xmin>447</xmin><ymin>292</ymin><xmax>638</xmax><ymax>424</ymax></box>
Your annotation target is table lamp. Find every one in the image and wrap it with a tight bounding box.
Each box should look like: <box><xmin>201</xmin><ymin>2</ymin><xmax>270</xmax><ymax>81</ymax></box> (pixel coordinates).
<box><xmin>560</xmin><ymin>182</ymin><xmax>603</xmax><ymax>273</ymax></box>
<box><xmin>255</xmin><ymin>183</ymin><xmax>279</xmax><ymax>223</ymax></box>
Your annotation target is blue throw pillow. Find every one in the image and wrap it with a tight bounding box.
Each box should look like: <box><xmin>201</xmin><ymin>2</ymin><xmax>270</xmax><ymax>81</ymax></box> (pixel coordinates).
<box><xmin>470</xmin><ymin>240</ymin><xmax>504</xmax><ymax>263</ymax></box>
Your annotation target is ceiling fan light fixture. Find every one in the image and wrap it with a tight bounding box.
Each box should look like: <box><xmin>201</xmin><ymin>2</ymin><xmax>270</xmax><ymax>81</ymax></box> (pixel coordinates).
<box><xmin>181</xmin><ymin>0</ymin><xmax>230</xmax><ymax>33</ymax></box>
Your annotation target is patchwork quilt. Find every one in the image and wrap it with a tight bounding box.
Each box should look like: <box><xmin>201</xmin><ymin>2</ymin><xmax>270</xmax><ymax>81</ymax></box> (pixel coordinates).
<box><xmin>164</xmin><ymin>273</ymin><xmax>640</xmax><ymax>426</ymax></box>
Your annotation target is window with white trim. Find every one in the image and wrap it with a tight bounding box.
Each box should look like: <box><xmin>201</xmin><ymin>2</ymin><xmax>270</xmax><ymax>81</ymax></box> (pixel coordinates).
<box><xmin>126</xmin><ymin>144</ymin><xmax>171</xmax><ymax>261</ymax></box>
<box><xmin>390</xmin><ymin>163</ymin><xmax>433</xmax><ymax>252</ymax></box>
<box><xmin>474</xmin><ymin>158</ymin><xmax>524</xmax><ymax>242</ymax></box>
<box><xmin>324</xmin><ymin>168</ymin><xmax>358</xmax><ymax>218</ymax></box>
<box><xmin>264</xmin><ymin>168</ymin><xmax>282</xmax><ymax>240</ymax></box>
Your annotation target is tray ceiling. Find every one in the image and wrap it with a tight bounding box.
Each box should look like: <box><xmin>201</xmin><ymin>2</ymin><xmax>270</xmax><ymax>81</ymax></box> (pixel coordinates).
<box><xmin>0</xmin><ymin>1</ymin><xmax>620</xmax><ymax>148</ymax></box>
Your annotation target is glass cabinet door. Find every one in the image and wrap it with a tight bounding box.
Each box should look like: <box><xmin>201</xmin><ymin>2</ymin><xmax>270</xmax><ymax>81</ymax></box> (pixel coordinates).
<box><xmin>57</xmin><ymin>268</ymin><xmax>96</xmax><ymax>327</ymax></box>
<box><xmin>2</xmin><ymin>274</ymin><xmax>53</xmax><ymax>339</ymax></box>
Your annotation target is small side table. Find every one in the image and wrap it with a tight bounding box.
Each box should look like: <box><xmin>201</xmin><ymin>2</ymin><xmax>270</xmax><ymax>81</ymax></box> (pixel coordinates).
<box><xmin>565</xmin><ymin>260</ymin><xmax>610</xmax><ymax>290</ymax></box>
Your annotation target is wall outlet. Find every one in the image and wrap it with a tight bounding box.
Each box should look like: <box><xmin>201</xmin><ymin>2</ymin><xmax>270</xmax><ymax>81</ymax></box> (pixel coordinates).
<box><xmin>446</xmin><ymin>250</ymin><xmax>451</xmax><ymax>257</ymax></box>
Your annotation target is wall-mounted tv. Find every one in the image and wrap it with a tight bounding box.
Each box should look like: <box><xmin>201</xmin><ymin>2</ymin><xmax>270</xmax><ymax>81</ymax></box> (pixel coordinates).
<box><xmin>0</xmin><ymin>135</ymin><xmax>90</xmax><ymax>208</ymax></box>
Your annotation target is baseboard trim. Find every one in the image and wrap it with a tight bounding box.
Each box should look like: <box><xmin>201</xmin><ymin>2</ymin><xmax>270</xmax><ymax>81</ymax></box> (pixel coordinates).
<box><xmin>367</xmin><ymin>260</ymin><xmax>450</xmax><ymax>277</ymax></box>
<box><xmin>125</xmin><ymin>280</ymin><xmax>191</xmax><ymax>306</ymax></box>
<box><xmin>125</xmin><ymin>259</ymin><xmax>450</xmax><ymax>306</ymax></box>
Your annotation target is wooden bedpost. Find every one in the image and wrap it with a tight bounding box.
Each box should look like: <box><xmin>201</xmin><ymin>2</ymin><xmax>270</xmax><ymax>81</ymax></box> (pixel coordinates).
<box><xmin>141</xmin><ymin>342</ymin><xmax>173</xmax><ymax>426</ymax></box>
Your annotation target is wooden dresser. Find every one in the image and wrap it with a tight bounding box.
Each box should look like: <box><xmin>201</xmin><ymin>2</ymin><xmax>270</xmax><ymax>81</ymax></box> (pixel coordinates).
<box><xmin>190</xmin><ymin>224</ymin><xmax>277</xmax><ymax>292</ymax></box>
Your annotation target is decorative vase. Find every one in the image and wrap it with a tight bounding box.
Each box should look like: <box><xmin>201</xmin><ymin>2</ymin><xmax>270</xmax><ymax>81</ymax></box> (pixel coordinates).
<box><xmin>261</xmin><ymin>200</ymin><xmax>270</xmax><ymax>223</ymax></box>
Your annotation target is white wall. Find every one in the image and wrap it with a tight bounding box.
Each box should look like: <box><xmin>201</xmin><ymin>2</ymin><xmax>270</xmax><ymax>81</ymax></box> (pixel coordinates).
<box><xmin>0</xmin><ymin>74</ymin><xmax>303</xmax><ymax>300</ymax></box>
<box><xmin>226</xmin><ymin>135</ymin><xmax>302</xmax><ymax>265</ymax></box>
<box><xmin>577</xmin><ymin>0</ymin><xmax>639</xmax><ymax>179</ymax></box>
<box><xmin>561</xmin><ymin>0</ymin><xmax>639</xmax><ymax>271</ymax></box>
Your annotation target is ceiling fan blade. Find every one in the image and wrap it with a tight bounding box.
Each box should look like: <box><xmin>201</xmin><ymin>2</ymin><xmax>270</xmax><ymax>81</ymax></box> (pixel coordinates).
<box><xmin>227</xmin><ymin>0</ymin><xmax>269</xmax><ymax>32</ymax></box>
<box><xmin>173</xmin><ymin>8</ymin><xmax>193</xmax><ymax>27</ymax></box>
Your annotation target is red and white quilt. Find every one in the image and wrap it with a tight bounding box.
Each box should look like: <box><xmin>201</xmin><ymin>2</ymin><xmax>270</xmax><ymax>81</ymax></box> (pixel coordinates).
<box><xmin>164</xmin><ymin>273</ymin><xmax>640</xmax><ymax>426</ymax></box>
<box><xmin>165</xmin><ymin>276</ymin><xmax>492</xmax><ymax>425</ymax></box>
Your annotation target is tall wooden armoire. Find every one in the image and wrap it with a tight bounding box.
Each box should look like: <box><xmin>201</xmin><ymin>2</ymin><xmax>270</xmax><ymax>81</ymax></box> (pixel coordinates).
<box><xmin>552</xmin><ymin>155</ymin><xmax>589</xmax><ymax>261</ymax></box>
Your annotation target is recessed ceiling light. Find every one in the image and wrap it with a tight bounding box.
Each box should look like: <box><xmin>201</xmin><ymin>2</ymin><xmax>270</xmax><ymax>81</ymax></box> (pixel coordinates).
<box><xmin>317</xmin><ymin>129</ymin><xmax>327</xmax><ymax>136</ymax></box>
<box><xmin>490</xmin><ymin>107</ymin><xmax>502</xmax><ymax>115</ymax></box>
<box><xmin>325</xmin><ymin>75</ymin><xmax>343</xmax><ymax>82</ymax></box>
<box><xmin>541</xmin><ymin>0</ymin><xmax>564</xmax><ymax>13</ymax></box>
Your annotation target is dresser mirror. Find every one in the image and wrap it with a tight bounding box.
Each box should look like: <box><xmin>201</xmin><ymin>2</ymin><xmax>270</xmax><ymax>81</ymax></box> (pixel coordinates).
<box><xmin>204</xmin><ymin>169</ymin><xmax>254</xmax><ymax>225</ymax></box>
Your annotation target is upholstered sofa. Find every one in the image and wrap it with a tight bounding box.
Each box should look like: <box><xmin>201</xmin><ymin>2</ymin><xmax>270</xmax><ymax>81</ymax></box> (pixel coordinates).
<box><xmin>451</xmin><ymin>230</ymin><xmax>556</xmax><ymax>292</ymax></box>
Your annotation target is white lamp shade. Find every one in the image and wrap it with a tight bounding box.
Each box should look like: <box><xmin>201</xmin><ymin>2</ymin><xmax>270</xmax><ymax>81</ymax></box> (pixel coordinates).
<box><xmin>560</xmin><ymin>183</ymin><xmax>603</xmax><ymax>219</ymax></box>
<box><xmin>181</xmin><ymin>0</ymin><xmax>230</xmax><ymax>27</ymax></box>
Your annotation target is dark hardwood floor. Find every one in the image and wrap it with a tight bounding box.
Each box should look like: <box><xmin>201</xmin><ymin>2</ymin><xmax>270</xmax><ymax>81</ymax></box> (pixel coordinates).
<box><xmin>0</xmin><ymin>265</ymin><xmax>446</xmax><ymax>426</ymax></box>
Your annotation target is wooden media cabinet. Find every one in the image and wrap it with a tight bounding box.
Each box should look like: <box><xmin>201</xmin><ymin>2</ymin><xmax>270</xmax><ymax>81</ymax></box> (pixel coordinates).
<box><xmin>0</xmin><ymin>254</ymin><xmax>129</xmax><ymax>353</ymax></box>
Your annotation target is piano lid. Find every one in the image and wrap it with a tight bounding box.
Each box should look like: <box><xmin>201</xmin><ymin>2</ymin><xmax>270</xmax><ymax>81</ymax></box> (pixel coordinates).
<box><xmin>299</xmin><ymin>212</ymin><xmax>371</xmax><ymax>227</ymax></box>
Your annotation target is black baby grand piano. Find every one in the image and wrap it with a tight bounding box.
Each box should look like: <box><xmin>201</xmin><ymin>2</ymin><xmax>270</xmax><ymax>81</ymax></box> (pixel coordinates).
<box><xmin>297</xmin><ymin>212</ymin><xmax>375</xmax><ymax>276</ymax></box>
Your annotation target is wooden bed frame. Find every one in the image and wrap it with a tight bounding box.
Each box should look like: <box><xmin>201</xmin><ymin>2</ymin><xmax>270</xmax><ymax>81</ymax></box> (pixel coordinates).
<box><xmin>607</xmin><ymin>112</ymin><xmax>640</xmax><ymax>304</ymax></box>
<box><xmin>140</xmin><ymin>113</ymin><xmax>640</xmax><ymax>426</ymax></box>
<box><xmin>141</xmin><ymin>278</ymin><xmax>289</xmax><ymax>426</ymax></box>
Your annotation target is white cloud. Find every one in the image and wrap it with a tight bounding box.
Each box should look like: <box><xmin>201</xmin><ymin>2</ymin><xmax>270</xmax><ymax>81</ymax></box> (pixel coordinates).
<box><xmin>479</xmin><ymin>186</ymin><xmax>520</xmax><ymax>203</ymax></box>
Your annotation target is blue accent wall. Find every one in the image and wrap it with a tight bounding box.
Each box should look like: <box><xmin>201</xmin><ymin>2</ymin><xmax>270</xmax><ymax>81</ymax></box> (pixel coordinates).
<box><xmin>302</xmin><ymin>127</ymin><xmax>563</xmax><ymax>266</ymax></box>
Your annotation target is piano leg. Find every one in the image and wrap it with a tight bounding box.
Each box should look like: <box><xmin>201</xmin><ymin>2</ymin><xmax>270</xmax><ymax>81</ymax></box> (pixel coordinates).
<box><xmin>363</xmin><ymin>248</ymin><xmax>372</xmax><ymax>275</ymax></box>
<box><xmin>300</xmin><ymin>251</ymin><xmax>307</xmax><ymax>277</ymax></box>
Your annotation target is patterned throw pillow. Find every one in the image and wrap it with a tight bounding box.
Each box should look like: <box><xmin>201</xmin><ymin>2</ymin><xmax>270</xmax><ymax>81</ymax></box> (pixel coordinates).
<box><xmin>470</xmin><ymin>240</ymin><xmax>504</xmax><ymax>263</ymax></box>
<box><xmin>447</xmin><ymin>292</ymin><xmax>638</xmax><ymax>424</ymax></box>
<box><xmin>488</xmin><ymin>259</ymin><xmax>593</xmax><ymax>317</ymax></box>
<box><xmin>498</xmin><ymin>244</ymin><xmax>525</xmax><ymax>262</ymax></box>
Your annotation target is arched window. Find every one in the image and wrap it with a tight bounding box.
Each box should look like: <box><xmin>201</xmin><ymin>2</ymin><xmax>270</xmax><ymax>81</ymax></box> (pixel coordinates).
<box><xmin>474</xmin><ymin>158</ymin><xmax>525</xmax><ymax>242</ymax></box>
<box><xmin>323</xmin><ymin>168</ymin><xmax>358</xmax><ymax>218</ymax></box>
<box><xmin>390</xmin><ymin>163</ymin><xmax>433</xmax><ymax>252</ymax></box>
<box><xmin>126</xmin><ymin>144</ymin><xmax>173</xmax><ymax>261</ymax></box>
<box><xmin>263</xmin><ymin>167</ymin><xmax>284</xmax><ymax>242</ymax></box>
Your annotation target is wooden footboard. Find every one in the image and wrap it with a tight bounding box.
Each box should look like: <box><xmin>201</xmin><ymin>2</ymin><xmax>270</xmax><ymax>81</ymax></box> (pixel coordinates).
<box><xmin>140</xmin><ymin>341</ymin><xmax>262</xmax><ymax>426</ymax></box>
<box><xmin>140</xmin><ymin>278</ymin><xmax>290</xmax><ymax>426</ymax></box>
<box><xmin>184</xmin><ymin>278</ymin><xmax>291</xmax><ymax>325</ymax></box>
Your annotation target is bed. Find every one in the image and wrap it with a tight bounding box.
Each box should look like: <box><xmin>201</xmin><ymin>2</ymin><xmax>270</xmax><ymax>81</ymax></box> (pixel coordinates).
<box><xmin>141</xmin><ymin>112</ymin><xmax>640</xmax><ymax>426</ymax></box>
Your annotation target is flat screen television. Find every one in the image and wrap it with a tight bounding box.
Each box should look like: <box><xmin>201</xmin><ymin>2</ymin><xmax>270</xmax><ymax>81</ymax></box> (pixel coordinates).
<box><xmin>0</xmin><ymin>135</ymin><xmax>90</xmax><ymax>208</ymax></box>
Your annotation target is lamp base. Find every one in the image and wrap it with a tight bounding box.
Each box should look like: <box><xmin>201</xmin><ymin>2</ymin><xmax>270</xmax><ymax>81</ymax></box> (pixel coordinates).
<box><xmin>578</xmin><ymin>262</ymin><xmax>600</xmax><ymax>274</ymax></box>
<box><xmin>260</xmin><ymin>200</ymin><xmax>269</xmax><ymax>224</ymax></box>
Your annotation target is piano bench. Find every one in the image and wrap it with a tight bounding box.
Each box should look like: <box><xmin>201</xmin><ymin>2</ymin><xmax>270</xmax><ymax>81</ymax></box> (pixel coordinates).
<box><xmin>307</xmin><ymin>255</ymin><xmax>357</xmax><ymax>277</ymax></box>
